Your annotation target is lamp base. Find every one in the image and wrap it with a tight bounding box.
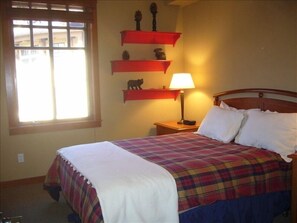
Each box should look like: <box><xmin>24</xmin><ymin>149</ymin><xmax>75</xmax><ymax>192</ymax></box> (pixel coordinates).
<box><xmin>177</xmin><ymin>120</ymin><xmax>197</xmax><ymax>125</ymax></box>
<box><xmin>177</xmin><ymin>120</ymin><xmax>184</xmax><ymax>124</ymax></box>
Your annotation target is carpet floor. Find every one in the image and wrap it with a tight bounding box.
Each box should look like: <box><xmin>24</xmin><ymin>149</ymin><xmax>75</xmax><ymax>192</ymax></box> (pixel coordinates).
<box><xmin>0</xmin><ymin>182</ymin><xmax>291</xmax><ymax>223</ymax></box>
<box><xmin>1</xmin><ymin>182</ymin><xmax>71</xmax><ymax>223</ymax></box>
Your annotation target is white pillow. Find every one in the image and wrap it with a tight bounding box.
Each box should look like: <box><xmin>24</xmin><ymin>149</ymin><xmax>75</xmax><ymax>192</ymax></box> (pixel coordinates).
<box><xmin>196</xmin><ymin>106</ymin><xmax>245</xmax><ymax>143</ymax></box>
<box><xmin>220</xmin><ymin>101</ymin><xmax>237</xmax><ymax>111</ymax></box>
<box><xmin>220</xmin><ymin>101</ymin><xmax>260</xmax><ymax>113</ymax></box>
<box><xmin>235</xmin><ymin>110</ymin><xmax>297</xmax><ymax>162</ymax></box>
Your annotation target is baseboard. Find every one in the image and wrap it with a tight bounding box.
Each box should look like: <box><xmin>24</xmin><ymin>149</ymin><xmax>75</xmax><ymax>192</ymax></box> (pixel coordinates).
<box><xmin>0</xmin><ymin>175</ymin><xmax>45</xmax><ymax>188</ymax></box>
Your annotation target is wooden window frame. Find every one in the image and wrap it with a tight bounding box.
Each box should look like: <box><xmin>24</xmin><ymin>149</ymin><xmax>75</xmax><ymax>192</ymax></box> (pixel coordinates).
<box><xmin>1</xmin><ymin>0</ymin><xmax>101</xmax><ymax>135</ymax></box>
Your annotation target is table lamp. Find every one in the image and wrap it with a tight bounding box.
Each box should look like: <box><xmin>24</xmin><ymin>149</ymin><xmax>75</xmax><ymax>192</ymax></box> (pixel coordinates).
<box><xmin>169</xmin><ymin>73</ymin><xmax>195</xmax><ymax>124</ymax></box>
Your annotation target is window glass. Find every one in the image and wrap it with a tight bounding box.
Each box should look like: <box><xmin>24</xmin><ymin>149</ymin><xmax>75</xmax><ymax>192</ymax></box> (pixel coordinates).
<box><xmin>69</xmin><ymin>6</ymin><xmax>83</xmax><ymax>12</ymax></box>
<box><xmin>54</xmin><ymin>49</ymin><xmax>88</xmax><ymax>119</ymax></box>
<box><xmin>70</xmin><ymin>29</ymin><xmax>85</xmax><ymax>47</ymax></box>
<box><xmin>53</xmin><ymin>29</ymin><xmax>68</xmax><ymax>47</ymax></box>
<box><xmin>15</xmin><ymin>49</ymin><xmax>53</xmax><ymax>122</ymax></box>
<box><xmin>51</xmin><ymin>4</ymin><xmax>66</xmax><ymax>11</ymax></box>
<box><xmin>52</xmin><ymin>21</ymin><xmax>67</xmax><ymax>27</ymax></box>
<box><xmin>13</xmin><ymin>27</ymin><xmax>31</xmax><ymax>47</ymax></box>
<box><xmin>14</xmin><ymin>20</ymin><xmax>89</xmax><ymax>120</ymax></box>
<box><xmin>12</xmin><ymin>1</ymin><xmax>29</xmax><ymax>9</ymax></box>
<box><xmin>33</xmin><ymin>20</ymin><xmax>48</xmax><ymax>26</ymax></box>
<box><xmin>13</xmin><ymin>20</ymin><xmax>30</xmax><ymax>25</ymax></box>
<box><xmin>33</xmin><ymin>28</ymin><xmax>49</xmax><ymax>47</ymax></box>
<box><xmin>69</xmin><ymin>22</ymin><xmax>85</xmax><ymax>28</ymax></box>
<box><xmin>31</xmin><ymin>2</ymin><xmax>48</xmax><ymax>10</ymax></box>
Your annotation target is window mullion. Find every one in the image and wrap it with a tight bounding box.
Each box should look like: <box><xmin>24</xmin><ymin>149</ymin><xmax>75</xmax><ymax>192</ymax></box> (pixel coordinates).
<box><xmin>48</xmin><ymin>22</ymin><xmax>57</xmax><ymax>120</ymax></box>
<box><xmin>29</xmin><ymin>20</ymin><xmax>34</xmax><ymax>47</ymax></box>
<box><xmin>67</xmin><ymin>23</ymin><xmax>70</xmax><ymax>48</ymax></box>
<box><xmin>50</xmin><ymin>50</ymin><xmax>57</xmax><ymax>121</ymax></box>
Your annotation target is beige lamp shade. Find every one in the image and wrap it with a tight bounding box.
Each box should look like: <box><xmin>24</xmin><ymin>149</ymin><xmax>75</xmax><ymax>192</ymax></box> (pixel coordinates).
<box><xmin>169</xmin><ymin>73</ymin><xmax>195</xmax><ymax>89</ymax></box>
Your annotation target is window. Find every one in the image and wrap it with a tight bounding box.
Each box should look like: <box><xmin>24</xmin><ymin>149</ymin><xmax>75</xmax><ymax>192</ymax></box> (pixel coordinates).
<box><xmin>1</xmin><ymin>0</ymin><xmax>101</xmax><ymax>134</ymax></box>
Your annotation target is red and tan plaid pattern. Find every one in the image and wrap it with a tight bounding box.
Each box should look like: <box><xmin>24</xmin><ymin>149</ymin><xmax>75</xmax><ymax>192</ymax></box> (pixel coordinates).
<box><xmin>44</xmin><ymin>132</ymin><xmax>291</xmax><ymax>223</ymax></box>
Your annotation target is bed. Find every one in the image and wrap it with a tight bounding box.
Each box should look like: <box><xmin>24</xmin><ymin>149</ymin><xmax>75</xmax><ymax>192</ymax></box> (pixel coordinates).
<box><xmin>44</xmin><ymin>88</ymin><xmax>297</xmax><ymax>223</ymax></box>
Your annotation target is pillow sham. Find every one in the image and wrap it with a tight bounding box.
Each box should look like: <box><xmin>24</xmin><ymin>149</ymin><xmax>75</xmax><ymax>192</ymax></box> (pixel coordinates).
<box><xmin>235</xmin><ymin>110</ymin><xmax>297</xmax><ymax>162</ymax></box>
<box><xmin>196</xmin><ymin>106</ymin><xmax>244</xmax><ymax>143</ymax></box>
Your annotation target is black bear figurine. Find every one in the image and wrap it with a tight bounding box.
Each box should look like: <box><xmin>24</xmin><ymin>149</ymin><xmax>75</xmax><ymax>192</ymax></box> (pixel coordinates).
<box><xmin>127</xmin><ymin>79</ymin><xmax>143</xmax><ymax>90</ymax></box>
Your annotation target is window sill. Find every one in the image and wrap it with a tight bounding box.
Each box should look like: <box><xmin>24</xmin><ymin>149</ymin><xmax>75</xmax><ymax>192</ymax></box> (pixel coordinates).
<box><xmin>9</xmin><ymin>119</ymin><xmax>101</xmax><ymax>135</ymax></box>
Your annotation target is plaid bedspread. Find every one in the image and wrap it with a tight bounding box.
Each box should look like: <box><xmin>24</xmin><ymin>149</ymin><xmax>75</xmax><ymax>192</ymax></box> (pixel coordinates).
<box><xmin>44</xmin><ymin>132</ymin><xmax>291</xmax><ymax>223</ymax></box>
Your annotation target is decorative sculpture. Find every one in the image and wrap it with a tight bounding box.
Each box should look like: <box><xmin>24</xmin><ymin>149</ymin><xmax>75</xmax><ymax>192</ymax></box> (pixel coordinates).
<box><xmin>127</xmin><ymin>79</ymin><xmax>143</xmax><ymax>90</ymax></box>
<box><xmin>122</xmin><ymin>50</ymin><xmax>130</xmax><ymax>60</ymax></box>
<box><xmin>134</xmin><ymin>10</ymin><xmax>142</xmax><ymax>31</ymax></box>
<box><xmin>150</xmin><ymin>2</ymin><xmax>158</xmax><ymax>31</ymax></box>
<box><xmin>154</xmin><ymin>48</ymin><xmax>166</xmax><ymax>60</ymax></box>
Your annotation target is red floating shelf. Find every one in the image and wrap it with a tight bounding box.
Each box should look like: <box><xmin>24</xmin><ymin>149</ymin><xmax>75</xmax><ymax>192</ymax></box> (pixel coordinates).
<box><xmin>123</xmin><ymin>89</ymin><xmax>180</xmax><ymax>102</ymax></box>
<box><xmin>111</xmin><ymin>60</ymin><xmax>171</xmax><ymax>74</ymax></box>
<box><xmin>121</xmin><ymin>30</ymin><xmax>181</xmax><ymax>46</ymax></box>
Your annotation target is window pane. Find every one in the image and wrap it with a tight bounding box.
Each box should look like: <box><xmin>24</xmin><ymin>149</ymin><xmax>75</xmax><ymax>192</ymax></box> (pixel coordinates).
<box><xmin>13</xmin><ymin>27</ymin><xmax>31</xmax><ymax>47</ymax></box>
<box><xmin>53</xmin><ymin>29</ymin><xmax>67</xmax><ymax>47</ymax></box>
<box><xmin>31</xmin><ymin>2</ymin><xmax>48</xmax><ymax>10</ymax></box>
<box><xmin>33</xmin><ymin>28</ymin><xmax>49</xmax><ymax>47</ymax></box>
<box><xmin>12</xmin><ymin>1</ymin><xmax>29</xmax><ymax>9</ymax></box>
<box><xmin>33</xmin><ymin>20</ymin><xmax>48</xmax><ymax>26</ymax></box>
<box><xmin>52</xmin><ymin>21</ymin><xmax>67</xmax><ymax>27</ymax></box>
<box><xmin>69</xmin><ymin>22</ymin><xmax>85</xmax><ymax>28</ymax></box>
<box><xmin>15</xmin><ymin>49</ymin><xmax>54</xmax><ymax>122</ymax></box>
<box><xmin>51</xmin><ymin>4</ymin><xmax>66</xmax><ymax>11</ymax></box>
<box><xmin>53</xmin><ymin>50</ymin><xmax>88</xmax><ymax>119</ymax></box>
<box><xmin>13</xmin><ymin>20</ymin><xmax>30</xmax><ymax>25</ymax></box>
<box><xmin>69</xmin><ymin>6</ymin><xmax>83</xmax><ymax>12</ymax></box>
<box><xmin>70</xmin><ymin>29</ymin><xmax>85</xmax><ymax>47</ymax></box>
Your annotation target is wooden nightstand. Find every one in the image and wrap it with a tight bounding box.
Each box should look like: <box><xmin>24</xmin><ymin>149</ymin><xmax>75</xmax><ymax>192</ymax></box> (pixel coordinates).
<box><xmin>154</xmin><ymin>121</ymin><xmax>200</xmax><ymax>136</ymax></box>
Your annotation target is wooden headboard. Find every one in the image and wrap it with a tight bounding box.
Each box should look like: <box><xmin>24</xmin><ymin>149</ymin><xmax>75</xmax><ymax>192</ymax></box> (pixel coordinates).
<box><xmin>213</xmin><ymin>88</ymin><xmax>297</xmax><ymax>113</ymax></box>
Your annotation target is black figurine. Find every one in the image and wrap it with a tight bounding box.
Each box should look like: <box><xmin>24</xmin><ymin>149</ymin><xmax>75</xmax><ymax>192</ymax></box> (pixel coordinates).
<box><xmin>134</xmin><ymin>10</ymin><xmax>142</xmax><ymax>31</ymax></box>
<box><xmin>154</xmin><ymin>48</ymin><xmax>166</xmax><ymax>60</ymax></box>
<box><xmin>150</xmin><ymin>2</ymin><xmax>157</xmax><ymax>31</ymax></box>
<box><xmin>122</xmin><ymin>50</ymin><xmax>130</xmax><ymax>60</ymax></box>
<box><xmin>127</xmin><ymin>79</ymin><xmax>143</xmax><ymax>90</ymax></box>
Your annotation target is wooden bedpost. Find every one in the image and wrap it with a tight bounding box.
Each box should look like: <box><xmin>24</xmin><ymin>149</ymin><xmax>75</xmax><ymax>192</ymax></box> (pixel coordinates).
<box><xmin>214</xmin><ymin>96</ymin><xmax>219</xmax><ymax>106</ymax></box>
<box><xmin>288</xmin><ymin>153</ymin><xmax>297</xmax><ymax>223</ymax></box>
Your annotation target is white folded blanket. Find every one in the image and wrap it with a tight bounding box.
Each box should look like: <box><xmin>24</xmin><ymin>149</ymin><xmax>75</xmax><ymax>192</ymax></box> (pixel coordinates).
<box><xmin>58</xmin><ymin>141</ymin><xmax>179</xmax><ymax>223</ymax></box>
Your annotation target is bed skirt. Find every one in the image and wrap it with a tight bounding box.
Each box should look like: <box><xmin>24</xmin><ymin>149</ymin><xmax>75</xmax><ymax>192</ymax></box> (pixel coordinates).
<box><xmin>62</xmin><ymin>190</ymin><xmax>290</xmax><ymax>223</ymax></box>
<box><xmin>179</xmin><ymin>191</ymin><xmax>290</xmax><ymax>223</ymax></box>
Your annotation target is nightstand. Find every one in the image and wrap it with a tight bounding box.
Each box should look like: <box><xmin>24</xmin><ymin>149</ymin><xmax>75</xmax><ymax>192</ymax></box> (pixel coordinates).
<box><xmin>154</xmin><ymin>121</ymin><xmax>200</xmax><ymax>136</ymax></box>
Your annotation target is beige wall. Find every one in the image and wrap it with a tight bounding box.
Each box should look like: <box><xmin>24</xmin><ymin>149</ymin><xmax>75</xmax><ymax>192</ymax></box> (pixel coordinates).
<box><xmin>1</xmin><ymin>0</ymin><xmax>296</xmax><ymax>181</ymax></box>
<box><xmin>183</xmin><ymin>0</ymin><xmax>297</xmax><ymax>122</ymax></box>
